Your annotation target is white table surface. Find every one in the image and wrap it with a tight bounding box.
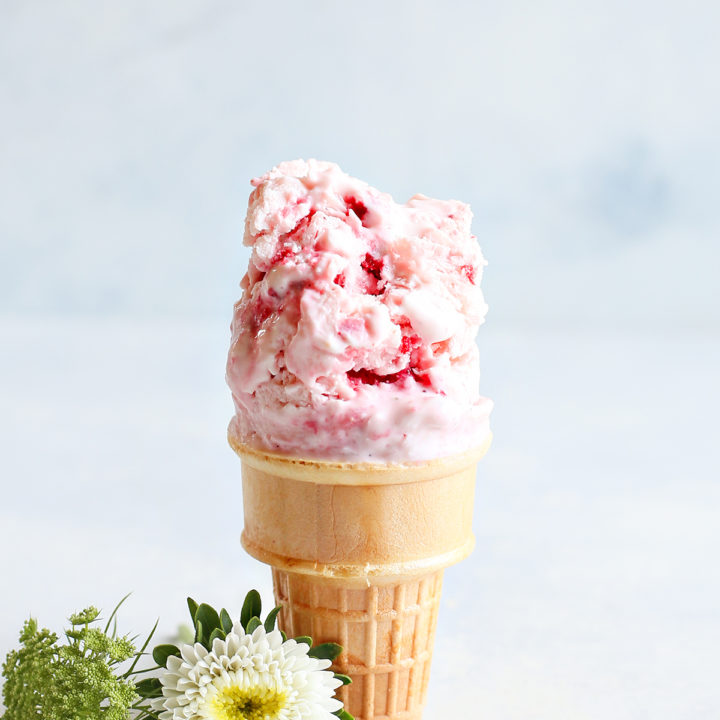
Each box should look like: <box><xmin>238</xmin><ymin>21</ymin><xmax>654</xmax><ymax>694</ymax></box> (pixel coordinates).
<box><xmin>1</xmin><ymin>316</ymin><xmax>718</xmax><ymax>718</ymax></box>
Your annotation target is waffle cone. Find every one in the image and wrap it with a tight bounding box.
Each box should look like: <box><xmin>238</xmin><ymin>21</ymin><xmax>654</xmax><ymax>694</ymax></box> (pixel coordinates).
<box><xmin>229</xmin><ymin>426</ymin><xmax>491</xmax><ymax>720</ymax></box>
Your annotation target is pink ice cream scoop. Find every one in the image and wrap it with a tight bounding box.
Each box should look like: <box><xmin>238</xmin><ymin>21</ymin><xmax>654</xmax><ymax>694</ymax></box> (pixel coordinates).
<box><xmin>226</xmin><ymin>159</ymin><xmax>493</xmax><ymax>462</ymax></box>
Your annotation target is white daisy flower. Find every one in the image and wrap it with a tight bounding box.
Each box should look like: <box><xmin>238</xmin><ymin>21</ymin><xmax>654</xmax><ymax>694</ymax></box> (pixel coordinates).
<box><xmin>152</xmin><ymin>623</ymin><xmax>343</xmax><ymax>720</ymax></box>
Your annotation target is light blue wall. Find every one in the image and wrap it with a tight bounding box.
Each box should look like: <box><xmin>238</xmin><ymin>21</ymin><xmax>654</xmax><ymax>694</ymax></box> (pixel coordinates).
<box><xmin>2</xmin><ymin>6</ymin><xmax>719</xmax><ymax>711</ymax></box>
<box><xmin>1</xmin><ymin>0</ymin><xmax>718</xmax><ymax>328</ymax></box>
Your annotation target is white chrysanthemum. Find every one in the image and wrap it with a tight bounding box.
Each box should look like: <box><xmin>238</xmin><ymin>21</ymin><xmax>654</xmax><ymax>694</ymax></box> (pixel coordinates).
<box><xmin>152</xmin><ymin>623</ymin><xmax>343</xmax><ymax>720</ymax></box>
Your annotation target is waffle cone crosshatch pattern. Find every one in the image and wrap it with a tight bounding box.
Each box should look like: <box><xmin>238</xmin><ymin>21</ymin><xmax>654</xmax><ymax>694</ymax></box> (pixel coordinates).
<box><xmin>233</xmin><ymin>438</ymin><xmax>491</xmax><ymax>720</ymax></box>
<box><xmin>273</xmin><ymin>569</ymin><xmax>444</xmax><ymax>720</ymax></box>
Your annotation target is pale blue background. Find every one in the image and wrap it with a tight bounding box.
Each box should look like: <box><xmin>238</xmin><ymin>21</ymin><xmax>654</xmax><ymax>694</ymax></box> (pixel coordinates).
<box><xmin>1</xmin><ymin>1</ymin><xmax>719</xmax><ymax>717</ymax></box>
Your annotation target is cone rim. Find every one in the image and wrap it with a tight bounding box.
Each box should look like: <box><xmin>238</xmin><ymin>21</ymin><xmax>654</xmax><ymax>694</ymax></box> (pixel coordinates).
<box><xmin>242</xmin><ymin>531</ymin><xmax>475</xmax><ymax>583</ymax></box>
<box><xmin>228</xmin><ymin>422</ymin><xmax>492</xmax><ymax>485</ymax></box>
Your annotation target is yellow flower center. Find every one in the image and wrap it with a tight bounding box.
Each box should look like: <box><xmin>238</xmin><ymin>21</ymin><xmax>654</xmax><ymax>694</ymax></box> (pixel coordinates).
<box><xmin>208</xmin><ymin>684</ymin><xmax>288</xmax><ymax>720</ymax></box>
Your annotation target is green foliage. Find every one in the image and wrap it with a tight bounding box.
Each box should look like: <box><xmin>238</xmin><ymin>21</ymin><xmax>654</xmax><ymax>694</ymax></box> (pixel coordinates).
<box><xmin>172</xmin><ymin>592</ymin><xmax>356</xmax><ymax>719</ymax></box>
<box><xmin>2</xmin><ymin>591</ymin><xmax>356</xmax><ymax>720</ymax></box>
<box><xmin>219</xmin><ymin>609</ymin><xmax>233</xmax><ymax>634</ymax></box>
<box><xmin>194</xmin><ymin>605</ymin><xmax>221</xmax><ymax>645</ymax></box>
<box><xmin>193</xmin><ymin>620</ymin><xmax>204</xmax><ymax>646</ymax></box>
<box><xmin>308</xmin><ymin>643</ymin><xmax>343</xmax><ymax>661</ymax></box>
<box><xmin>134</xmin><ymin>677</ymin><xmax>162</xmax><ymax>698</ymax></box>
<box><xmin>1</xmin><ymin>600</ymin><xmax>155</xmax><ymax>720</ymax></box>
<box><xmin>186</xmin><ymin>598</ymin><xmax>199</xmax><ymax>624</ymax></box>
<box><xmin>68</xmin><ymin>608</ymin><xmax>101</xmax><ymax>626</ymax></box>
<box><xmin>240</xmin><ymin>590</ymin><xmax>262</xmax><ymax>630</ymax></box>
<box><xmin>263</xmin><ymin>606</ymin><xmax>282</xmax><ymax>632</ymax></box>
<box><xmin>208</xmin><ymin>628</ymin><xmax>226</xmax><ymax>645</ymax></box>
<box><xmin>176</xmin><ymin>624</ymin><xmax>194</xmax><ymax>645</ymax></box>
<box><xmin>1</xmin><ymin>620</ymin><xmax>57</xmax><ymax>720</ymax></box>
<box><xmin>334</xmin><ymin>710</ymin><xmax>355</xmax><ymax>720</ymax></box>
<box><xmin>181</xmin><ymin>591</ymin><xmax>275</xmax><ymax>651</ymax></box>
<box><xmin>333</xmin><ymin>710</ymin><xmax>355</xmax><ymax>720</ymax></box>
<box><xmin>151</xmin><ymin>645</ymin><xmax>181</xmax><ymax>668</ymax></box>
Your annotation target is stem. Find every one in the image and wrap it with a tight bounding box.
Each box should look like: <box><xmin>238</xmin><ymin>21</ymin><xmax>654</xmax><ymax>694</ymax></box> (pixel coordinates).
<box><xmin>104</xmin><ymin>593</ymin><xmax>133</xmax><ymax>634</ymax></box>
<box><xmin>126</xmin><ymin>619</ymin><xmax>159</xmax><ymax>676</ymax></box>
<box><xmin>131</xmin><ymin>699</ymin><xmax>161</xmax><ymax>718</ymax></box>
<box><xmin>125</xmin><ymin>665</ymin><xmax>162</xmax><ymax>676</ymax></box>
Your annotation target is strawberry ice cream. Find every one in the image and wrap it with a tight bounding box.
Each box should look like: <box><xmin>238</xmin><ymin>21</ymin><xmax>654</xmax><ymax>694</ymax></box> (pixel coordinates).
<box><xmin>226</xmin><ymin>159</ymin><xmax>493</xmax><ymax>462</ymax></box>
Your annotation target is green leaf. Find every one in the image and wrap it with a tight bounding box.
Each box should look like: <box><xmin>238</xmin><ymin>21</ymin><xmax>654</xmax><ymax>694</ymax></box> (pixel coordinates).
<box><xmin>135</xmin><ymin>677</ymin><xmax>163</xmax><ymax>698</ymax></box>
<box><xmin>209</xmin><ymin>628</ymin><xmax>226</xmax><ymax>645</ymax></box>
<box><xmin>334</xmin><ymin>673</ymin><xmax>352</xmax><ymax>685</ymax></box>
<box><xmin>308</xmin><ymin>642</ymin><xmax>343</xmax><ymax>661</ymax></box>
<box><xmin>295</xmin><ymin>635</ymin><xmax>313</xmax><ymax>646</ymax></box>
<box><xmin>264</xmin><ymin>606</ymin><xmax>282</xmax><ymax>632</ymax></box>
<box><xmin>194</xmin><ymin>619</ymin><xmax>204</xmax><ymax>645</ymax></box>
<box><xmin>333</xmin><ymin>710</ymin><xmax>355</xmax><ymax>720</ymax></box>
<box><xmin>187</xmin><ymin>597</ymin><xmax>199</xmax><ymax>623</ymax></box>
<box><xmin>245</xmin><ymin>616</ymin><xmax>262</xmax><ymax>634</ymax></box>
<box><xmin>125</xmin><ymin>617</ymin><xmax>159</xmax><ymax>676</ymax></box>
<box><xmin>220</xmin><ymin>608</ymin><xmax>233</xmax><ymax>634</ymax></box>
<box><xmin>280</xmin><ymin>630</ymin><xmax>287</xmax><ymax>642</ymax></box>
<box><xmin>241</xmin><ymin>590</ymin><xmax>262</xmax><ymax>630</ymax></box>
<box><xmin>195</xmin><ymin>604</ymin><xmax>222</xmax><ymax>642</ymax></box>
<box><xmin>104</xmin><ymin>593</ymin><xmax>132</xmax><ymax>633</ymax></box>
<box><xmin>177</xmin><ymin>623</ymin><xmax>194</xmax><ymax>645</ymax></box>
<box><xmin>152</xmin><ymin>644</ymin><xmax>181</xmax><ymax>668</ymax></box>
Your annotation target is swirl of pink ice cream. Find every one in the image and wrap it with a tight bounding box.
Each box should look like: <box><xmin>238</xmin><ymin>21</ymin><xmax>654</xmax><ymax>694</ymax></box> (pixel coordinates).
<box><xmin>226</xmin><ymin>159</ymin><xmax>493</xmax><ymax>462</ymax></box>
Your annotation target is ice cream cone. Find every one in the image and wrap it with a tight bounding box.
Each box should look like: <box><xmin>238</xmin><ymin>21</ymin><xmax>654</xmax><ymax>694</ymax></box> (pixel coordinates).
<box><xmin>229</xmin><ymin>423</ymin><xmax>491</xmax><ymax>720</ymax></box>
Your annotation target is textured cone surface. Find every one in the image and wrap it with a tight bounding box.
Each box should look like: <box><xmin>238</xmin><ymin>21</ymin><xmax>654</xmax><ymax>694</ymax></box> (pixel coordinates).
<box><xmin>231</xmin><ymin>434</ymin><xmax>491</xmax><ymax>720</ymax></box>
<box><xmin>274</xmin><ymin>569</ymin><xmax>442</xmax><ymax>720</ymax></box>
